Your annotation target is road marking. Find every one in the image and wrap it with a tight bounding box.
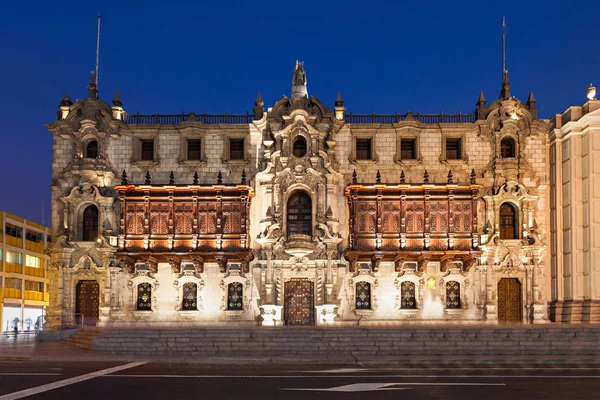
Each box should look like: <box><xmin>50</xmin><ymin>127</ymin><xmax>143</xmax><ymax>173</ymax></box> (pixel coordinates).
<box><xmin>0</xmin><ymin>362</ymin><xmax>146</xmax><ymax>400</ymax></box>
<box><xmin>105</xmin><ymin>374</ymin><xmax>600</xmax><ymax>379</ymax></box>
<box><xmin>0</xmin><ymin>373</ymin><xmax>60</xmax><ymax>376</ymax></box>
<box><xmin>301</xmin><ymin>368</ymin><xmax>368</xmax><ymax>373</ymax></box>
<box><xmin>285</xmin><ymin>383</ymin><xmax>409</xmax><ymax>392</ymax></box>
<box><xmin>284</xmin><ymin>382</ymin><xmax>505</xmax><ymax>392</ymax></box>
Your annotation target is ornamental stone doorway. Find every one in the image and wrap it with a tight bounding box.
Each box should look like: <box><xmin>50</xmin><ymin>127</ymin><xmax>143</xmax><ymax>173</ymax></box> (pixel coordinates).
<box><xmin>284</xmin><ymin>278</ymin><xmax>314</xmax><ymax>326</ymax></box>
<box><xmin>497</xmin><ymin>278</ymin><xmax>522</xmax><ymax>323</ymax></box>
<box><xmin>75</xmin><ymin>280</ymin><xmax>100</xmax><ymax>326</ymax></box>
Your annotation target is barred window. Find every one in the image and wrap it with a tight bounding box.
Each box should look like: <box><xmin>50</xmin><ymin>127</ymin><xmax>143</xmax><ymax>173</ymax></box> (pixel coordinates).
<box><xmin>82</xmin><ymin>205</ymin><xmax>99</xmax><ymax>242</ymax></box>
<box><xmin>187</xmin><ymin>139</ymin><xmax>201</xmax><ymax>161</ymax></box>
<box><xmin>446</xmin><ymin>281</ymin><xmax>461</xmax><ymax>309</ymax></box>
<box><xmin>229</xmin><ymin>139</ymin><xmax>245</xmax><ymax>160</ymax></box>
<box><xmin>287</xmin><ymin>192</ymin><xmax>312</xmax><ymax>236</ymax></box>
<box><xmin>227</xmin><ymin>282</ymin><xmax>243</xmax><ymax>310</ymax></box>
<box><xmin>356</xmin><ymin>138</ymin><xmax>372</xmax><ymax>160</ymax></box>
<box><xmin>499</xmin><ymin>203</ymin><xmax>518</xmax><ymax>240</ymax></box>
<box><xmin>182</xmin><ymin>282</ymin><xmax>198</xmax><ymax>311</ymax></box>
<box><xmin>355</xmin><ymin>281</ymin><xmax>371</xmax><ymax>310</ymax></box>
<box><xmin>400</xmin><ymin>281</ymin><xmax>416</xmax><ymax>309</ymax></box>
<box><xmin>85</xmin><ymin>141</ymin><xmax>98</xmax><ymax>159</ymax></box>
<box><xmin>137</xmin><ymin>283</ymin><xmax>152</xmax><ymax>311</ymax></box>
<box><xmin>445</xmin><ymin>138</ymin><xmax>462</xmax><ymax>160</ymax></box>
<box><xmin>141</xmin><ymin>139</ymin><xmax>154</xmax><ymax>161</ymax></box>
<box><xmin>400</xmin><ymin>138</ymin><xmax>416</xmax><ymax>160</ymax></box>
<box><xmin>500</xmin><ymin>137</ymin><xmax>515</xmax><ymax>158</ymax></box>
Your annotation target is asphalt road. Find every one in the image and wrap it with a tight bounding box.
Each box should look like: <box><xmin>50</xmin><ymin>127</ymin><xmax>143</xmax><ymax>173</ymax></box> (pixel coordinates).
<box><xmin>0</xmin><ymin>361</ymin><xmax>599</xmax><ymax>399</ymax></box>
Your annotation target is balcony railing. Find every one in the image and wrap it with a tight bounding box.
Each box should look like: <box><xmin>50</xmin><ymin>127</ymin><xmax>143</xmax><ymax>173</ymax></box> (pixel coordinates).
<box><xmin>125</xmin><ymin>112</ymin><xmax>254</xmax><ymax>125</ymax></box>
<box><xmin>345</xmin><ymin>111</ymin><xmax>478</xmax><ymax>124</ymax></box>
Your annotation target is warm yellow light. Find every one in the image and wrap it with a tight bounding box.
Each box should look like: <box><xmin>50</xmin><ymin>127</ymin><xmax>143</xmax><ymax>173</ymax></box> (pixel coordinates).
<box><xmin>427</xmin><ymin>277</ymin><xmax>437</xmax><ymax>290</ymax></box>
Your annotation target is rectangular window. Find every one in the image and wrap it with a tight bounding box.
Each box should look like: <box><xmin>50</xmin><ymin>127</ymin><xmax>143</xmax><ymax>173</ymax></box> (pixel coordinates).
<box><xmin>446</xmin><ymin>138</ymin><xmax>462</xmax><ymax>160</ymax></box>
<box><xmin>25</xmin><ymin>281</ymin><xmax>43</xmax><ymax>292</ymax></box>
<box><xmin>6</xmin><ymin>224</ymin><xmax>22</xmax><ymax>238</ymax></box>
<box><xmin>400</xmin><ymin>138</ymin><xmax>416</xmax><ymax>160</ymax></box>
<box><xmin>229</xmin><ymin>139</ymin><xmax>245</xmax><ymax>160</ymax></box>
<box><xmin>0</xmin><ymin>249</ymin><xmax>3</xmax><ymax>261</ymax></box>
<box><xmin>6</xmin><ymin>278</ymin><xmax>22</xmax><ymax>290</ymax></box>
<box><xmin>356</xmin><ymin>138</ymin><xmax>372</xmax><ymax>160</ymax></box>
<box><xmin>6</xmin><ymin>251</ymin><xmax>23</xmax><ymax>265</ymax></box>
<box><xmin>141</xmin><ymin>140</ymin><xmax>154</xmax><ymax>161</ymax></box>
<box><xmin>187</xmin><ymin>139</ymin><xmax>201</xmax><ymax>160</ymax></box>
<box><xmin>25</xmin><ymin>231</ymin><xmax>42</xmax><ymax>243</ymax></box>
<box><xmin>25</xmin><ymin>255</ymin><xmax>41</xmax><ymax>268</ymax></box>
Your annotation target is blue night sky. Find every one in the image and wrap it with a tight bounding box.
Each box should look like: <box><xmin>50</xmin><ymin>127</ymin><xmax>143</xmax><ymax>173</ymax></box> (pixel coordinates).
<box><xmin>0</xmin><ymin>0</ymin><xmax>598</xmax><ymax>225</ymax></box>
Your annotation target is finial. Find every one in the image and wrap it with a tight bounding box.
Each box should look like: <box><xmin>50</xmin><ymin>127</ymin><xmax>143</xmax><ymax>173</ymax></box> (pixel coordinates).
<box><xmin>241</xmin><ymin>169</ymin><xmax>247</xmax><ymax>185</ymax></box>
<box><xmin>586</xmin><ymin>83</ymin><xmax>597</xmax><ymax>101</ymax></box>
<box><xmin>423</xmin><ymin>170</ymin><xmax>430</xmax><ymax>184</ymax></box>
<box><xmin>145</xmin><ymin>171</ymin><xmax>151</xmax><ymax>185</ymax></box>
<box><xmin>120</xmin><ymin>170</ymin><xmax>128</xmax><ymax>185</ymax></box>
<box><xmin>376</xmin><ymin>170</ymin><xmax>381</xmax><ymax>184</ymax></box>
<box><xmin>500</xmin><ymin>70</ymin><xmax>511</xmax><ymax>100</ymax></box>
<box><xmin>169</xmin><ymin>171</ymin><xmax>175</xmax><ymax>185</ymax></box>
<box><xmin>335</xmin><ymin>91</ymin><xmax>344</xmax><ymax>107</ymax></box>
<box><xmin>400</xmin><ymin>170</ymin><xmax>406</xmax><ymax>184</ymax></box>
<box><xmin>112</xmin><ymin>90</ymin><xmax>122</xmax><ymax>106</ymax></box>
<box><xmin>255</xmin><ymin>91</ymin><xmax>263</xmax><ymax>107</ymax></box>
<box><xmin>447</xmin><ymin>170</ymin><xmax>453</xmax><ymax>184</ymax></box>
<box><xmin>217</xmin><ymin>170</ymin><xmax>223</xmax><ymax>184</ymax></box>
<box><xmin>352</xmin><ymin>169</ymin><xmax>357</xmax><ymax>184</ymax></box>
<box><xmin>470</xmin><ymin>169</ymin><xmax>477</xmax><ymax>184</ymax></box>
<box><xmin>88</xmin><ymin>71</ymin><xmax>98</xmax><ymax>99</ymax></box>
<box><xmin>476</xmin><ymin>91</ymin><xmax>486</xmax><ymax>107</ymax></box>
<box><xmin>193</xmin><ymin>171</ymin><xmax>199</xmax><ymax>185</ymax></box>
<box><xmin>526</xmin><ymin>91</ymin><xmax>536</xmax><ymax>106</ymax></box>
<box><xmin>59</xmin><ymin>94</ymin><xmax>73</xmax><ymax>107</ymax></box>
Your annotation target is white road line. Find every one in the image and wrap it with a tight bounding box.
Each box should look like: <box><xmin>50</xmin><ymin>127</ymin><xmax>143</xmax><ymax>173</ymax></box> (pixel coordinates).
<box><xmin>0</xmin><ymin>373</ymin><xmax>60</xmax><ymax>376</ymax></box>
<box><xmin>0</xmin><ymin>362</ymin><xmax>146</xmax><ymax>400</ymax></box>
<box><xmin>105</xmin><ymin>374</ymin><xmax>600</xmax><ymax>379</ymax></box>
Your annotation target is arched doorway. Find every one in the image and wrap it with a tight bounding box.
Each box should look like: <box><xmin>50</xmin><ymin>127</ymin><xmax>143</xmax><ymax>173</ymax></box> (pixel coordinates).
<box><xmin>75</xmin><ymin>280</ymin><xmax>100</xmax><ymax>326</ymax></box>
<box><xmin>499</xmin><ymin>203</ymin><xmax>518</xmax><ymax>240</ymax></box>
<box><xmin>85</xmin><ymin>141</ymin><xmax>98</xmax><ymax>159</ymax></box>
<box><xmin>82</xmin><ymin>205</ymin><xmax>99</xmax><ymax>242</ymax></box>
<box><xmin>500</xmin><ymin>137</ymin><xmax>515</xmax><ymax>158</ymax></box>
<box><xmin>287</xmin><ymin>192</ymin><xmax>312</xmax><ymax>236</ymax></box>
<box><xmin>497</xmin><ymin>278</ymin><xmax>521</xmax><ymax>323</ymax></box>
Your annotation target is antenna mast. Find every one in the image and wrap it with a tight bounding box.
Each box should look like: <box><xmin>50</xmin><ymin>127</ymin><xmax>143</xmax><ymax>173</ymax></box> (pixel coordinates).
<box><xmin>95</xmin><ymin>12</ymin><xmax>101</xmax><ymax>87</ymax></box>
<box><xmin>502</xmin><ymin>16</ymin><xmax>506</xmax><ymax>78</ymax></box>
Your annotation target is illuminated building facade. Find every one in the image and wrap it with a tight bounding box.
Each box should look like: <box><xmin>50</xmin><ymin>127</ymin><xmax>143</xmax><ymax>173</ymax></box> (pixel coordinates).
<box><xmin>0</xmin><ymin>211</ymin><xmax>50</xmax><ymax>332</ymax></box>
<box><xmin>44</xmin><ymin>63</ymin><xmax>599</xmax><ymax>328</ymax></box>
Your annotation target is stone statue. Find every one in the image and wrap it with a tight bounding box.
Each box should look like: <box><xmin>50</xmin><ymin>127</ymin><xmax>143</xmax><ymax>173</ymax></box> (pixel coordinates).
<box><xmin>292</xmin><ymin>60</ymin><xmax>306</xmax><ymax>86</ymax></box>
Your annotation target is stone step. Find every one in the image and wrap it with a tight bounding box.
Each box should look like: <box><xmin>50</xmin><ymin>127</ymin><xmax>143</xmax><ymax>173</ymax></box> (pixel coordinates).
<box><xmin>77</xmin><ymin>326</ymin><xmax>600</xmax><ymax>356</ymax></box>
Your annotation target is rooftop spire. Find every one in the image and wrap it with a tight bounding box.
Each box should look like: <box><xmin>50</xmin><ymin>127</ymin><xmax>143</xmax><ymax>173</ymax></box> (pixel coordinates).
<box><xmin>253</xmin><ymin>91</ymin><xmax>264</xmax><ymax>120</ymax></box>
<box><xmin>112</xmin><ymin>90</ymin><xmax>122</xmax><ymax>106</ymax></box>
<box><xmin>476</xmin><ymin>91</ymin><xmax>486</xmax><ymax>107</ymax></box>
<box><xmin>335</xmin><ymin>91</ymin><xmax>344</xmax><ymax>107</ymax></box>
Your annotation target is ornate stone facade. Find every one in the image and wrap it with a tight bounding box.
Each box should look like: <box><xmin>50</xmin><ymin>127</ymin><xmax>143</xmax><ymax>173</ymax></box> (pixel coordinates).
<box><xmin>43</xmin><ymin>64</ymin><xmax>599</xmax><ymax>328</ymax></box>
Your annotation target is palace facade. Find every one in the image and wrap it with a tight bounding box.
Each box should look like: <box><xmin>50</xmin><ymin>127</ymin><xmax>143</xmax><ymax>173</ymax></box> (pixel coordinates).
<box><xmin>44</xmin><ymin>62</ymin><xmax>600</xmax><ymax>327</ymax></box>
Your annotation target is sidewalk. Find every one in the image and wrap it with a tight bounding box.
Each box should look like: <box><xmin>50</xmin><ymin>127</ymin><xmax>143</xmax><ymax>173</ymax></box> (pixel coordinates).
<box><xmin>1</xmin><ymin>334</ymin><xmax>600</xmax><ymax>365</ymax></box>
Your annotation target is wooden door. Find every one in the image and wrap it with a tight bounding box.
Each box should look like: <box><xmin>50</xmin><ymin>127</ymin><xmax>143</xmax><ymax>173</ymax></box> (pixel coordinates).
<box><xmin>75</xmin><ymin>280</ymin><xmax>100</xmax><ymax>326</ymax></box>
<box><xmin>498</xmin><ymin>278</ymin><xmax>521</xmax><ymax>323</ymax></box>
<box><xmin>284</xmin><ymin>278</ymin><xmax>314</xmax><ymax>326</ymax></box>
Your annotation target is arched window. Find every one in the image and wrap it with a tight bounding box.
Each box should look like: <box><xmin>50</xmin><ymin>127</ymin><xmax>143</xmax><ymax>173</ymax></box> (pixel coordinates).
<box><xmin>137</xmin><ymin>283</ymin><xmax>152</xmax><ymax>311</ymax></box>
<box><xmin>287</xmin><ymin>192</ymin><xmax>312</xmax><ymax>236</ymax></box>
<box><xmin>85</xmin><ymin>141</ymin><xmax>98</xmax><ymax>159</ymax></box>
<box><xmin>227</xmin><ymin>282</ymin><xmax>243</xmax><ymax>310</ymax></box>
<box><xmin>500</xmin><ymin>137</ymin><xmax>515</xmax><ymax>158</ymax></box>
<box><xmin>400</xmin><ymin>281</ymin><xmax>416</xmax><ymax>309</ymax></box>
<box><xmin>82</xmin><ymin>205</ymin><xmax>99</xmax><ymax>242</ymax></box>
<box><xmin>182</xmin><ymin>283</ymin><xmax>198</xmax><ymax>311</ymax></box>
<box><xmin>499</xmin><ymin>203</ymin><xmax>518</xmax><ymax>240</ymax></box>
<box><xmin>355</xmin><ymin>281</ymin><xmax>371</xmax><ymax>310</ymax></box>
<box><xmin>446</xmin><ymin>281</ymin><xmax>461</xmax><ymax>309</ymax></box>
<box><xmin>293</xmin><ymin>136</ymin><xmax>307</xmax><ymax>158</ymax></box>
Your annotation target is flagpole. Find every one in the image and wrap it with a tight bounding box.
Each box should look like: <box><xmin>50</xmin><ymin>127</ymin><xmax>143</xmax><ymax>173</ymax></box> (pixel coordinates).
<box><xmin>96</xmin><ymin>12</ymin><xmax>101</xmax><ymax>87</ymax></box>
